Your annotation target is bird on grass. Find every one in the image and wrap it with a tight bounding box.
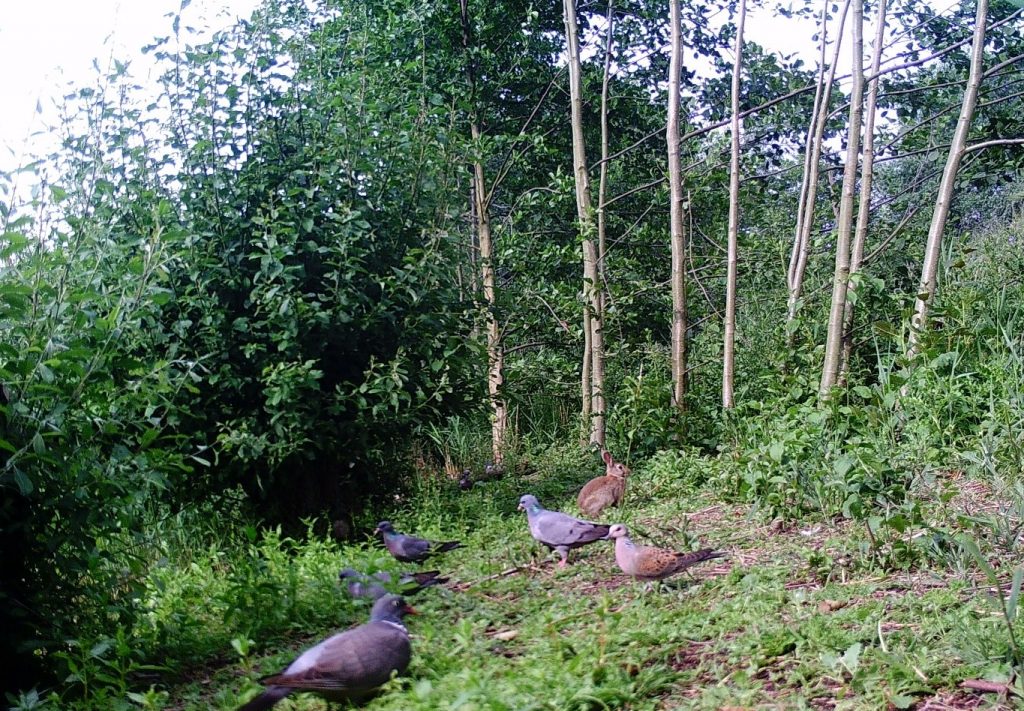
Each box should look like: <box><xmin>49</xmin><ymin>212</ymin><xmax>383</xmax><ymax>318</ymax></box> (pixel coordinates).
<box><xmin>608</xmin><ymin>523</ymin><xmax>725</xmax><ymax>582</ymax></box>
<box><xmin>458</xmin><ymin>469</ymin><xmax>473</xmax><ymax>491</ymax></box>
<box><xmin>236</xmin><ymin>595</ymin><xmax>416</xmax><ymax>710</ymax></box>
<box><xmin>518</xmin><ymin>494</ymin><xmax>610</xmax><ymax>568</ymax></box>
<box><xmin>374</xmin><ymin>521</ymin><xmax>462</xmax><ymax>564</ymax></box>
<box><xmin>338</xmin><ymin>568</ymin><xmax>448</xmax><ymax>601</ymax></box>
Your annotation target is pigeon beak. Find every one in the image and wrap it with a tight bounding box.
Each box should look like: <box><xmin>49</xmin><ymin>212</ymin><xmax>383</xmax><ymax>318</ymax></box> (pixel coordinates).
<box><xmin>403</xmin><ymin>603</ymin><xmax>419</xmax><ymax>616</ymax></box>
<box><xmin>517</xmin><ymin>503</ymin><xmax>525</xmax><ymax>511</ymax></box>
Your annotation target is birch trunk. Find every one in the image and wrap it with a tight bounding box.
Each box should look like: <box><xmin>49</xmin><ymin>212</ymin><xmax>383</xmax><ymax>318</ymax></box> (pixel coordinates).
<box><xmin>838</xmin><ymin>0</ymin><xmax>888</xmax><ymax>385</ymax></box>
<box><xmin>668</xmin><ymin>0</ymin><xmax>689</xmax><ymax>409</ymax></box>
<box><xmin>723</xmin><ymin>0</ymin><xmax>746</xmax><ymax>410</ymax></box>
<box><xmin>786</xmin><ymin>0</ymin><xmax>851</xmax><ymax>341</ymax></box>
<box><xmin>907</xmin><ymin>0</ymin><xmax>989</xmax><ymax>358</ymax></box>
<box><xmin>787</xmin><ymin>2</ymin><xmax>829</xmax><ymax>304</ymax></box>
<box><xmin>562</xmin><ymin>0</ymin><xmax>605</xmax><ymax>446</ymax></box>
<box><xmin>597</xmin><ymin>0</ymin><xmax>614</xmax><ymax>292</ymax></box>
<box><xmin>819</xmin><ymin>0</ymin><xmax>865</xmax><ymax>397</ymax></box>
<box><xmin>460</xmin><ymin>0</ymin><xmax>507</xmax><ymax>463</ymax></box>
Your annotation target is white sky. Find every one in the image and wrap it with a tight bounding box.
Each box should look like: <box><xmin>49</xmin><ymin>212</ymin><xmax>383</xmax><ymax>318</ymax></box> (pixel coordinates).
<box><xmin>0</xmin><ymin>0</ymin><xmax>957</xmax><ymax>181</ymax></box>
<box><xmin>0</xmin><ymin>0</ymin><xmax>261</xmax><ymax>174</ymax></box>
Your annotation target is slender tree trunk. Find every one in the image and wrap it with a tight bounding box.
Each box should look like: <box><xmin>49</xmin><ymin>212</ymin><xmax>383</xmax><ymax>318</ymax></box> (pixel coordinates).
<box><xmin>582</xmin><ymin>304</ymin><xmax>592</xmax><ymax>439</ymax></box>
<box><xmin>907</xmin><ymin>0</ymin><xmax>989</xmax><ymax>358</ymax></box>
<box><xmin>820</xmin><ymin>0</ymin><xmax>865</xmax><ymax>397</ymax></box>
<box><xmin>787</xmin><ymin>2</ymin><xmax>829</xmax><ymax>309</ymax></box>
<box><xmin>590</xmin><ymin>0</ymin><xmax>614</xmax><ymax>443</ymax></box>
<box><xmin>786</xmin><ymin>0</ymin><xmax>851</xmax><ymax>342</ymax></box>
<box><xmin>562</xmin><ymin>0</ymin><xmax>605</xmax><ymax>446</ymax></box>
<box><xmin>597</xmin><ymin>0</ymin><xmax>614</xmax><ymax>292</ymax></box>
<box><xmin>474</xmin><ymin>171</ymin><xmax>507</xmax><ymax>464</ymax></box>
<box><xmin>460</xmin><ymin>0</ymin><xmax>507</xmax><ymax>463</ymax></box>
<box><xmin>667</xmin><ymin>0</ymin><xmax>689</xmax><ymax>409</ymax></box>
<box><xmin>723</xmin><ymin>0</ymin><xmax>746</xmax><ymax>410</ymax></box>
<box><xmin>839</xmin><ymin>0</ymin><xmax>888</xmax><ymax>385</ymax></box>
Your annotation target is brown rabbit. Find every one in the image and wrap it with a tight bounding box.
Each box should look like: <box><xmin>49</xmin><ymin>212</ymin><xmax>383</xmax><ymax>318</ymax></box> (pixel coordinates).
<box><xmin>577</xmin><ymin>450</ymin><xmax>631</xmax><ymax>518</ymax></box>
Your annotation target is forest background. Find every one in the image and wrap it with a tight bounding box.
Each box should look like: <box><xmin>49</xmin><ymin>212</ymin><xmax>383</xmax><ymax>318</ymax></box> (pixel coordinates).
<box><xmin>2</xmin><ymin>0</ymin><xmax>1024</xmax><ymax>707</ymax></box>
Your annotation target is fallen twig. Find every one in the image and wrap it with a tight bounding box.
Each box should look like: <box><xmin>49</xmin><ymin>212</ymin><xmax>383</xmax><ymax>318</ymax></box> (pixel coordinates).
<box><xmin>961</xmin><ymin>679</ymin><xmax>1011</xmax><ymax>694</ymax></box>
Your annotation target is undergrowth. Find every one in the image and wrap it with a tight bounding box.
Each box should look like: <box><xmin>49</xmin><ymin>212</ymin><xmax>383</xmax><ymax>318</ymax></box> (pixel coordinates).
<box><xmin>11</xmin><ymin>422</ymin><xmax>1024</xmax><ymax>710</ymax></box>
<box><xmin>9</xmin><ymin>218</ymin><xmax>1024</xmax><ymax>711</ymax></box>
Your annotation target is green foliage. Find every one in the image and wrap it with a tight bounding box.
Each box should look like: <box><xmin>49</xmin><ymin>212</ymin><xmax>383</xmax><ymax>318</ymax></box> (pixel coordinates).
<box><xmin>0</xmin><ymin>153</ymin><xmax>198</xmax><ymax>683</ymax></box>
<box><xmin>4</xmin><ymin>0</ymin><xmax>1024</xmax><ymax>703</ymax></box>
<box><xmin>641</xmin><ymin>448</ymin><xmax>710</xmax><ymax>495</ymax></box>
<box><xmin>605</xmin><ymin>344</ymin><xmax>679</xmax><ymax>460</ymax></box>
<box><xmin>148</xmin><ymin>1</ymin><xmax>485</xmax><ymax>512</ymax></box>
<box><xmin>421</xmin><ymin>414</ymin><xmax>494</xmax><ymax>476</ymax></box>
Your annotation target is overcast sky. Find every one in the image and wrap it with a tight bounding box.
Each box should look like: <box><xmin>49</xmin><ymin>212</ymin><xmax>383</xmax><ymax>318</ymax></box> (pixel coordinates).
<box><xmin>0</xmin><ymin>0</ymin><xmax>957</xmax><ymax>180</ymax></box>
<box><xmin>0</xmin><ymin>0</ymin><xmax>260</xmax><ymax>174</ymax></box>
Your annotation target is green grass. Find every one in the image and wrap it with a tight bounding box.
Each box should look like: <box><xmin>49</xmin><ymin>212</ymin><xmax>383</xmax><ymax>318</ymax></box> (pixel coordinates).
<box><xmin>166</xmin><ymin>460</ymin><xmax>1024</xmax><ymax>709</ymax></box>
<box><xmin>17</xmin><ymin>448</ymin><xmax>1024</xmax><ymax>710</ymax></box>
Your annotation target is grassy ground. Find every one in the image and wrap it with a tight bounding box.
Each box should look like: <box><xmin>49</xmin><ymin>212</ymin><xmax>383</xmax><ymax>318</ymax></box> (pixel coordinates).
<box><xmin>168</xmin><ymin>459</ymin><xmax>1022</xmax><ymax>711</ymax></box>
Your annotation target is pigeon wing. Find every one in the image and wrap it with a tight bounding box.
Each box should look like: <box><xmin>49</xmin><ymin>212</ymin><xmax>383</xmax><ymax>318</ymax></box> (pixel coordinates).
<box><xmin>533</xmin><ymin>510</ymin><xmax>609</xmax><ymax>547</ymax></box>
<box><xmin>392</xmin><ymin>535</ymin><xmax>431</xmax><ymax>561</ymax></box>
<box><xmin>268</xmin><ymin>622</ymin><xmax>410</xmax><ymax>692</ymax></box>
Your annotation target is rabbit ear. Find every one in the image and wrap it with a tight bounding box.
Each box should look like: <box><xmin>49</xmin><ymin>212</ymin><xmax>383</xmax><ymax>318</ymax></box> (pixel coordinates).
<box><xmin>602</xmin><ymin>450</ymin><xmax>613</xmax><ymax>465</ymax></box>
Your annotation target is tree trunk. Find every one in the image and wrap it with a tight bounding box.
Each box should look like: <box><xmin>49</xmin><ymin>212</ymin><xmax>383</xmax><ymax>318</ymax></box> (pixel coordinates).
<box><xmin>819</xmin><ymin>0</ymin><xmax>865</xmax><ymax>397</ymax></box>
<box><xmin>460</xmin><ymin>0</ymin><xmax>507</xmax><ymax>463</ymax></box>
<box><xmin>723</xmin><ymin>0</ymin><xmax>746</xmax><ymax>410</ymax></box>
<box><xmin>562</xmin><ymin>0</ymin><xmax>605</xmax><ymax>446</ymax></box>
<box><xmin>787</xmin><ymin>1</ymin><xmax>829</xmax><ymax>310</ymax></box>
<box><xmin>667</xmin><ymin>0</ymin><xmax>689</xmax><ymax>409</ymax></box>
<box><xmin>590</xmin><ymin>0</ymin><xmax>614</xmax><ymax>444</ymax></box>
<box><xmin>786</xmin><ymin>0</ymin><xmax>851</xmax><ymax>342</ymax></box>
<box><xmin>839</xmin><ymin>0</ymin><xmax>888</xmax><ymax>385</ymax></box>
<box><xmin>597</xmin><ymin>0</ymin><xmax>614</xmax><ymax>294</ymax></box>
<box><xmin>907</xmin><ymin>0</ymin><xmax>989</xmax><ymax>358</ymax></box>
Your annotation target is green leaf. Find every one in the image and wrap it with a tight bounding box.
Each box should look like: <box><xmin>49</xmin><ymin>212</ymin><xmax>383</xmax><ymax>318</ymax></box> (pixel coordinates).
<box><xmin>139</xmin><ymin>428</ymin><xmax>160</xmax><ymax>448</ymax></box>
<box><xmin>960</xmin><ymin>535</ymin><xmax>997</xmax><ymax>581</ymax></box>
<box><xmin>839</xmin><ymin>642</ymin><xmax>862</xmax><ymax>673</ymax></box>
<box><xmin>833</xmin><ymin>456</ymin><xmax>855</xmax><ymax>478</ymax></box>
<box><xmin>1007</xmin><ymin>568</ymin><xmax>1023</xmax><ymax>624</ymax></box>
<box><xmin>0</xmin><ymin>231</ymin><xmax>29</xmax><ymax>259</ymax></box>
<box><xmin>13</xmin><ymin>468</ymin><xmax>33</xmax><ymax>495</ymax></box>
<box><xmin>890</xmin><ymin>694</ymin><xmax>916</xmax><ymax>709</ymax></box>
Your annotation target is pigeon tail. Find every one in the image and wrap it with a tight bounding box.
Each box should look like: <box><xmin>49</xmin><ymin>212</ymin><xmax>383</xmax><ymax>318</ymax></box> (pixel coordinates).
<box><xmin>682</xmin><ymin>549</ymin><xmax>726</xmax><ymax>567</ymax></box>
<box><xmin>237</xmin><ymin>685</ymin><xmax>292</xmax><ymax>711</ymax></box>
<box><xmin>407</xmin><ymin>570</ymin><xmax>448</xmax><ymax>588</ymax></box>
<box><xmin>434</xmin><ymin>541</ymin><xmax>462</xmax><ymax>554</ymax></box>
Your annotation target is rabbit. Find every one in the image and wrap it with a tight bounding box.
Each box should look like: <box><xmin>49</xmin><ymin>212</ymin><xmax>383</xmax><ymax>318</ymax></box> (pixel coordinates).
<box><xmin>577</xmin><ymin>450</ymin><xmax>631</xmax><ymax>518</ymax></box>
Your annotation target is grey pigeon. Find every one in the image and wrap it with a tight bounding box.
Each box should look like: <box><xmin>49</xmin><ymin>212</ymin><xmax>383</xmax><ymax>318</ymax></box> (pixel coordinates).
<box><xmin>237</xmin><ymin>595</ymin><xmax>415</xmax><ymax>710</ymax></box>
<box><xmin>609</xmin><ymin>524</ymin><xmax>725</xmax><ymax>582</ymax></box>
<box><xmin>517</xmin><ymin>494</ymin><xmax>610</xmax><ymax>568</ymax></box>
<box><xmin>458</xmin><ymin>469</ymin><xmax>473</xmax><ymax>491</ymax></box>
<box><xmin>374</xmin><ymin>521</ymin><xmax>462</xmax><ymax>564</ymax></box>
<box><xmin>339</xmin><ymin>568</ymin><xmax>448</xmax><ymax>601</ymax></box>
